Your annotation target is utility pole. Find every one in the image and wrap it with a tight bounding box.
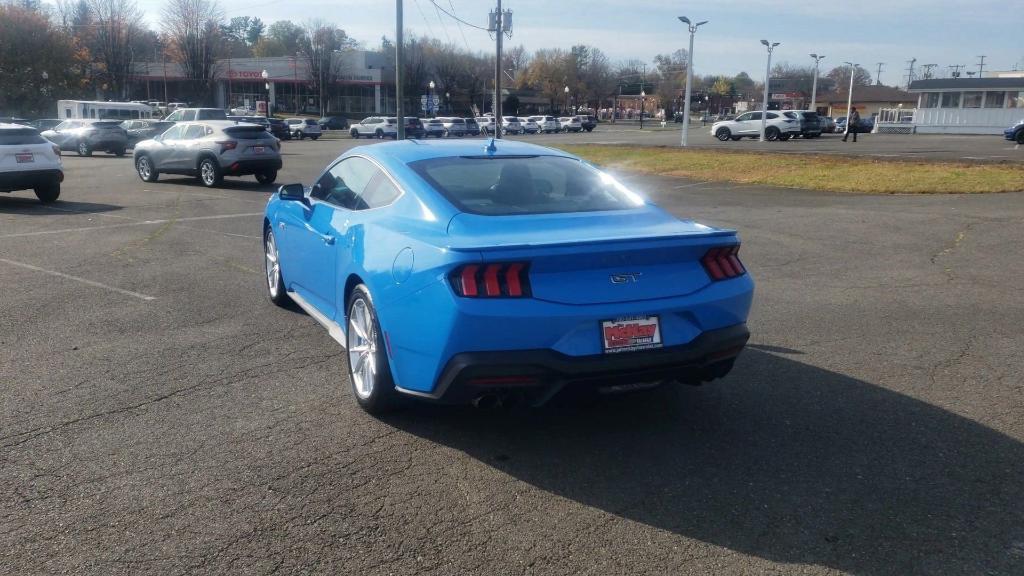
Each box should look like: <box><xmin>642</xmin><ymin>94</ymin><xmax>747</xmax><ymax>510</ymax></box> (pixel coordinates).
<box><xmin>491</xmin><ymin>0</ymin><xmax>504</xmax><ymax>139</ymax></box>
<box><xmin>977</xmin><ymin>55</ymin><xmax>987</xmax><ymax>77</ymax></box>
<box><xmin>875</xmin><ymin>62</ymin><xmax>884</xmax><ymax>85</ymax></box>
<box><xmin>905</xmin><ymin>58</ymin><xmax>916</xmax><ymax>89</ymax></box>
<box><xmin>949</xmin><ymin>64</ymin><xmax>963</xmax><ymax>79</ymax></box>
<box><xmin>395</xmin><ymin>0</ymin><xmax>405</xmax><ymax>139</ymax></box>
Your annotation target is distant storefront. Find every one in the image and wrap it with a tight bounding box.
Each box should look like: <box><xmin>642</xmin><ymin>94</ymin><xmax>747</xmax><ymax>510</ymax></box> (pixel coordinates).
<box><xmin>128</xmin><ymin>52</ymin><xmax>389</xmax><ymax>116</ymax></box>
<box><xmin>812</xmin><ymin>85</ymin><xmax>916</xmax><ymax>119</ymax></box>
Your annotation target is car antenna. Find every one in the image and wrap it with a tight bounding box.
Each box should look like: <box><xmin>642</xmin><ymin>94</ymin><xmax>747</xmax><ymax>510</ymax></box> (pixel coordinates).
<box><xmin>484</xmin><ymin>137</ymin><xmax>497</xmax><ymax>153</ymax></box>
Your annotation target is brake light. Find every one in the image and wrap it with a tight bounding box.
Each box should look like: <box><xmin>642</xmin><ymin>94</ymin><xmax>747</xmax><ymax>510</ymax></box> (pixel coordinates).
<box><xmin>701</xmin><ymin>245</ymin><xmax>746</xmax><ymax>281</ymax></box>
<box><xmin>451</xmin><ymin>262</ymin><xmax>531</xmax><ymax>298</ymax></box>
<box><xmin>216</xmin><ymin>140</ymin><xmax>237</xmax><ymax>154</ymax></box>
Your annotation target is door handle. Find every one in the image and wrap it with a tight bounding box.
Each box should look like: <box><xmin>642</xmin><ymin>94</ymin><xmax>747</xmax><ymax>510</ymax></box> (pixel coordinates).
<box><xmin>278</xmin><ymin>222</ymin><xmax>285</xmax><ymax>230</ymax></box>
<box><xmin>320</xmin><ymin>234</ymin><xmax>335</xmax><ymax>245</ymax></box>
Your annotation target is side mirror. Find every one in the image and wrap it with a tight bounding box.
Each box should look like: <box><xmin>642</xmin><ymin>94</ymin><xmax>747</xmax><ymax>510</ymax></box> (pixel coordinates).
<box><xmin>278</xmin><ymin>183</ymin><xmax>306</xmax><ymax>203</ymax></box>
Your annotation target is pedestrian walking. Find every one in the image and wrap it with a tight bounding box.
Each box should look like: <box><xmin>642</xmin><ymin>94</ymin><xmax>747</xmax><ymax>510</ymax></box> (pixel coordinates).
<box><xmin>842</xmin><ymin>107</ymin><xmax>861</xmax><ymax>142</ymax></box>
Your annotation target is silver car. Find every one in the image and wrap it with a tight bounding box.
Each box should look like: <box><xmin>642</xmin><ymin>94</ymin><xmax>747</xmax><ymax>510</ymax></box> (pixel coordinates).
<box><xmin>422</xmin><ymin>118</ymin><xmax>446</xmax><ymax>138</ymax></box>
<box><xmin>528</xmin><ymin>115</ymin><xmax>560</xmax><ymax>133</ymax></box>
<box><xmin>438</xmin><ymin>117</ymin><xmax>467</xmax><ymax>137</ymax></box>
<box><xmin>42</xmin><ymin>119</ymin><xmax>129</xmax><ymax>157</ymax></box>
<box><xmin>132</xmin><ymin>120</ymin><xmax>283</xmax><ymax>187</ymax></box>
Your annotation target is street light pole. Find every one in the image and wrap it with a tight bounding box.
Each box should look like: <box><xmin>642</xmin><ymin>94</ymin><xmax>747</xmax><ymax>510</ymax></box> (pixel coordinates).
<box><xmin>809</xmin><ymin>53</ymin><xmax>825</xmax><ymax>112</ymax></box>
<box><xmin>261</xmin><ymin>69</ymin><xmax>269</xmax><ymax>117</ymax></box>
<box><xmin>429</xmin><ymin>80</ymin><xmax>435</xmax><ymax>117</ymax></box>
<box><xmin>564</xmin><ymin>85</ymin><xmax>569</xmax><ymax>115</ymax></box>
<box><xmin>844</xmin><ymin>61</ymin><xmax>858</xmax><ymax>136</ymax></box>
<box><xmin>396</xmin><ymin>0</ymin><xmax>405</xmax><ymax>139</ymax></box>
<box><xmin>759</xmin><ymin>39</ymin><xmax>779</xmax><ymax>142</ymax></box>
<box><xmin>639</xmin><ymin>89</ymin><xmax>646</xmax><ymax>130</ymax></box>
<box><xmin>678</xmin><ymin>16</ymin><xmax>708</xmax><ymax>147</ymax></box>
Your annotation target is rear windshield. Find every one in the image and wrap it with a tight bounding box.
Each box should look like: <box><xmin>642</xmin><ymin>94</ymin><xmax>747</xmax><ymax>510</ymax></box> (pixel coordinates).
<box><xmin>0</xmin><ymin>128</ymin><xmax>46</xmax><ymax>145</ymax></box>
<box><xmin>223</xmin><ymin>126</ymin><xmax>274</xmax><ymax>139</ymax></box>
<box><xmin>409</xmin><ymin>156</ymin><xmax>642</xmax><ymax>216</ymax></box>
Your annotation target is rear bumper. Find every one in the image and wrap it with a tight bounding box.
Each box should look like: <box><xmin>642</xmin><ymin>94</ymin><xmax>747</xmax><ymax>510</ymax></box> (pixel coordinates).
<box><xmin>405</xmin><ymin>323</ymin><xmax>750</xmax><ymax>404</ymax></box>
<box><xmin>0</xmin><ymin>168</ymin><xmax>62</xmax><ymax>192</ymax></box>
<box><xmin>224</xmin><ymin>158</ymin><xmax>283</xmax><ymax>175</ymax></box>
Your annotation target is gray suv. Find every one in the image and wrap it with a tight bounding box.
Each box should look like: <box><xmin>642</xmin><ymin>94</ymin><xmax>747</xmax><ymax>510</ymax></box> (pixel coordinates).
<box><xmin>132</xmin><ymin>121</ymin><xmax>283</xmax><ymax>187</ymax></box>
<box><xmin>41</xmin><ymin>119</ymin><xmax>129</xmax><ymax>156</ymax></box>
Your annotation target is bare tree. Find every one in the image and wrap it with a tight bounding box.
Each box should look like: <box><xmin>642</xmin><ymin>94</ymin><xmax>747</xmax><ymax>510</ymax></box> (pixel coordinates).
<box><xmin>162</xmin><ymin>0</ymin><xmax>224</xmax><ymax>104</ymax></box>
<box><xmin>88</xmin><ymin>0</ymin><xmax>143</xmax><ymax>99</ymax></box>
<box><xmin>301</xmin><ymin>19</ymin><xmax>355</xmax><ymax>115</ymax></box>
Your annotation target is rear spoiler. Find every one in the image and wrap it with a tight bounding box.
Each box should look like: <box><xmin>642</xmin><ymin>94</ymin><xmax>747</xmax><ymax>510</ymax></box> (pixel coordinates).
<box><xmin>445</xmin><ymin>229</ymin><xmax>736</xmax><ymax>253</ymax></box>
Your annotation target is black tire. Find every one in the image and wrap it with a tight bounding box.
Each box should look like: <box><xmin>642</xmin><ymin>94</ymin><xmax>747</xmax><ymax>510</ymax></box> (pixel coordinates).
<box><xmin>263</xmin><ymin>227</ymin><xmax>291</xmax><ymax>307</ymax></box>
<box><xmin>715</xmin><ymin>128</ymin><xmax>732</xmax><ymax>141</ymax></box>
<box><xmin>76</xmin><ymin>140</ymin><xmax>92</xmax><ymax>157</ymax></box>
<box><xmin>346</xmin><ymin>284</ymin><xmax>398</xmax><ymax>415</ymax></box>
<box><xmin>310</xmin><ymin>135</ymin><xmax>319</xmax><ymax>141</ymax></box>
<box><xmin>443</xmin><ymin>128</ymin><xmax>450</xmax><ymax>138</ymax></box>
<box><xmin>112</xmin><ymin>147</ymin><xmax>126</xmax><ymax>157</ymax></box>
<box><xmin>34</xmin><ymin>181</ymin><xmax>60</xmax><ymax>203</ymax></box>
<box><xmin>136</xmin><ymin>155</ymin><xmax>158</xmax><ymax>182</ymax></box>
<box><xmin>198</xmin><ymin>157</ymin><xmax>222</xmax><ymax>188</ymax></box>
<box><xmin>1016</xmin><ymin>130</ymin><xmax>1024</xmax><ymax>145</ymax></box>
<box><xmin>766</xmin><ymin>127</ymin><xmax>780</xmax><ymax>141</ymax></box>
<box><xmin>730</xmin><ymin>136</ymin><xmax>742</xmax><ymax>141</ymax></box>
<box><xmin>780</xmin><ymin>134</ymin><xmax>791</xmax><ymax>141</ymax></box>
<box><xmin>350</xmin><ymin>128</ymin><xmax>359</xmax><ymax>139</ymax></box>
<box><xmin>256</xmin><ymin>170</ymin><xmax>277</xmax><ymax>185</ymax></box>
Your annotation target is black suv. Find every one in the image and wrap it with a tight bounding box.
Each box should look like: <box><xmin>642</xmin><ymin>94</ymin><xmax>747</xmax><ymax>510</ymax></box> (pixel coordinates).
<box><xmin>795</xmin><ymin>111</ymin><xmax>823</xmax><ymax>138</ymax></box>
<box><xmin>578</xmin><ymin>115</ymin><xmax>597</xmax><ymax>132</ymax></box>
<box><xmin>267</xmin><ymin>118</ymin><xmax>292</xmax><ymax>140</ymax></box>
<box><xmin>318</xmin><ymin>116</ymin><xmax>349</xmax><ymax>130</ymax></box>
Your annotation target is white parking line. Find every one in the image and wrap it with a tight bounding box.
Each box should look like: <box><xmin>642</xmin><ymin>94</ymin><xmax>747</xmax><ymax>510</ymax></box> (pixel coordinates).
<box><xmin>0</xmin><ymin>212</ymin><xmax>263</xmax><ymax>239</ymax></box>
<box><xmin>673</xmin><ymin>181</ymin><xmax>710</xmax><ymax>189</ymax></box>
<box><xmin>0</xmin><ymin>257</ymin><xmax>156</xmax><ymax>301</ymax></box>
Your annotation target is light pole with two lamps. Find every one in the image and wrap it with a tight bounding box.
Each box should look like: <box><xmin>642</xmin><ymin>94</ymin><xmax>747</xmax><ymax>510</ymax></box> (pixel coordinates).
<box><xmin>809</xmin><ymin>53</ymin><xmax>825</xmax><ymax>112</ymax></box>
<box><xmin>759</xmin><ymin>39</ymin><xmax>779</xmax><ymax>142</ymax></box>
<box><xmin>678</xmin><ymin>16</ymin><xmax>707</xmax><ymax>147</ymax></box>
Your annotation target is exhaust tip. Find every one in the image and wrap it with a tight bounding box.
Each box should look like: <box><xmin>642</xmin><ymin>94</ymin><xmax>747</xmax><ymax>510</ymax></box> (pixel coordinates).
<box><xmin>471</xmin><ymin>394</ymin><xmax>502</xmax><ymax>410</ymax></box>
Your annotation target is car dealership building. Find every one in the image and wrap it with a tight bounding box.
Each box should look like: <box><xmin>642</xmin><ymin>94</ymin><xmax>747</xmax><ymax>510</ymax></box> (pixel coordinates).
<box><xmin>905</xmin><ymin>75</ymin><xmax>1024</xmax><ymax>134</ymax></box>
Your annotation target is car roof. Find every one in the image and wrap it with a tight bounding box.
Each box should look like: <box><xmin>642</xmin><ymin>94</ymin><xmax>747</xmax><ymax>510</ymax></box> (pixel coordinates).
<box><xmin>352</xmin><ymin>139</ymin><xmax>575</xmax><ymax>165</ymax></box>
<box><xmin>0</xmin><ymin>122</ymin><xmax>38</xmax><ymax>131</ymax></box>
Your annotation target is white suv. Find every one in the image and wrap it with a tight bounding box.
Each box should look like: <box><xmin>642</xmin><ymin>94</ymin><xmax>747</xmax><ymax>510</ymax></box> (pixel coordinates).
<box><xmin>529</xmin><ymin>115</ymin><xmax>559</xmax><ymax>133</ymax></box>
<box><xmin>284</xmin><ymin>118</ymin><xmax>322</xmax><ymax>140</ymax></box>
<box><xmin>558</xmin><ymin>116</ymin><xmax>583</xmax><ymax>132</ymax></box>
<box><xmin>501</xmin><ymin>116</ymin><xmax>524</xmax><ymax>135</ymax></box>
<box><xmin>0</xmin><ymin>123</ymin><xmax>63</xmax><ymax>203</ymax></box>
<box><xmin>710</xmin><ymin>111</ymin><xmax>801</xmax><ymax>141</ymax></box>
<box><xmin>350</xmin><ymin>117</ymin><xmax>398</xmax><ymax>139</ymax></box>
<box><xmin>476</xmin><ymin>116</ymin><xmax>497</xmax><ymax>135</ymax></box>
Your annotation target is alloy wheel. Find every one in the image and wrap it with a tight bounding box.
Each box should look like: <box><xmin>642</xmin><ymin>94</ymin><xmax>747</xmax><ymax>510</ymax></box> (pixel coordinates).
<box><xmin>347</xmin><ymin>298</ymin><xmax>377</xmax><ymax>399</ymax></box>
<box><xmin>265</xmin><ymin>231</ymin><xmax>280</xmax><ymax>297</ymax></box>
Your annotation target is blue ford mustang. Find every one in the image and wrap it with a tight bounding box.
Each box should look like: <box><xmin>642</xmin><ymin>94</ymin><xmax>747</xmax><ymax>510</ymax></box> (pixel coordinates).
<box><xmin>263</xmin><ymin>139</ymin><xmax>754</xmax><ymax>413</ymax></box>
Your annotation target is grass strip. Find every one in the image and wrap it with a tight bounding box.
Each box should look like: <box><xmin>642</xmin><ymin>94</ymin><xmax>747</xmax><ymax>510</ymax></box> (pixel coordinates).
<box><xmin>557</xmin><ymin>145</ymin><xmax>1024</xmax><ymax>194</ymax></box>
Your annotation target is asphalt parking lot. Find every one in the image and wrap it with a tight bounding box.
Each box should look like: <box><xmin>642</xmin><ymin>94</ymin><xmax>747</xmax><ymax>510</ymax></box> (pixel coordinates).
<box><xmin>2</xmin><ymin>135</ymin><xmax>1023</xmax><ymax>575</ymax></box>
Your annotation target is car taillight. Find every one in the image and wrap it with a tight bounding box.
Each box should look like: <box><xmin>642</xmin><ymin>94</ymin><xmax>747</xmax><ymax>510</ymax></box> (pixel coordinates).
<box><xmin>701</xmin><ymin>245</ymin><xmax>746</xmax><ymax>281</ymax></box>
<box><xmin>450</xmin><ymin>262</ymin><xmax>531</xmax><ymax>298</ymax></box>
<box><xmin>216</xmin><ymin>140</ymin><xmax>237</xmax><ymax>154</ymax></box>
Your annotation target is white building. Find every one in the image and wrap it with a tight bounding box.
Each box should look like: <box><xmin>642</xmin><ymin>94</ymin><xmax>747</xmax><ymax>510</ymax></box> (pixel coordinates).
<box><xmin>906</xmin><ymin>77</ymin><xmax>1024</xmax><ymax>134</ymax></box>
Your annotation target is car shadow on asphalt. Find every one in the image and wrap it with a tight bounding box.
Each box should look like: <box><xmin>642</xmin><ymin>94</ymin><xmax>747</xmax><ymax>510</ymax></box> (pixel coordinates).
<box><xmin>0</xmin><ymin>197</ymin><xmax>124</xmax><ymax>216</ymax></box>
<box><xmin>154</xmin><ymin>177</ymin><xmax>279</xmax><ymax>194</ymax></box>
<box><xmin>382</xmin><ymin>349</ymin><xmax>1024</xmax><ymax>575</ymax></box>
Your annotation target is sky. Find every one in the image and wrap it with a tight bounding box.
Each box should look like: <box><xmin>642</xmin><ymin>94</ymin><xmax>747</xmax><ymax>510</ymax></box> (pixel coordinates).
<box><xmin>131</xmin><ymin>0</ymin><xmax>1024</xmax><ymax>82</ymax></box>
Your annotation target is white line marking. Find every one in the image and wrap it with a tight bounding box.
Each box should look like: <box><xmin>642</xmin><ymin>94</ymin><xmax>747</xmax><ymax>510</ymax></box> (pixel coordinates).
<box><xmin>673</xmin><ymin>181</ymin><xmax>709</xmax><ymax>189</ymax></box>
<box><xmin>0</xmin><ymin>212</ymin><xmax>263</xmax><ymax>239</ymax></box>
<box><xmin>0</xmin><ymin>257</ymin><xmax>155</xmax><ymax>301</ymax></box>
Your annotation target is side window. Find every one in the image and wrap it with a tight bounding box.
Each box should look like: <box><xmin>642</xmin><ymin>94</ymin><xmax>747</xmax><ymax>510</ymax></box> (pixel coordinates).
<box><xmin>359</xmin><ymin>171</ymin><xmax>402</xmax><ymax>209</ymax></box>
<box><xmin>166</xmin><ymin>110</ymin><xmax>181</xmax><ymax>122</ymax></box>
<box><xmin>182</xmin><ymin>110</ymin><xmax>197</xmax><ymax>121</ymax></box>
<box><xmin>749</xmin><ymin>112</ymin><xmax>762</xmax><ymax>121</ymax></box>
<box><xmin>183</xmin><ymin>125</ymin><xmax>205</xmax><ymax>139</ymax></box>
<box><xmin>161</xmin><ymin>125</ymin><xmax>184</xmax><ymax>140</ymax></box>
<box><xmin>766</xmin><ymin>112</ymin><xmax>779</xmax><ymax>119</ymax></box>
<box><xmin>311</xmin><ymin>157</ymin><xmax>378</xmax><ymax>210</ymax></box>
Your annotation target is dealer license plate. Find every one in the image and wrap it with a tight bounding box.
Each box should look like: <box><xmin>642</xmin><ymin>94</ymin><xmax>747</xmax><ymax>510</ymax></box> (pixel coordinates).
<box><xmin>252</xmin><ymin>146</ymin><xmax>265</xmax><ymax>154</ymax></box>
<box><xmin>601</xmin><ymin>315</ymin><xmax>662</xmax><ymax>354</ymax></box>
<box><xmin>16</xmin><ymin>153</ymin><xmax>34</xmax><ymax>163</ymax></box>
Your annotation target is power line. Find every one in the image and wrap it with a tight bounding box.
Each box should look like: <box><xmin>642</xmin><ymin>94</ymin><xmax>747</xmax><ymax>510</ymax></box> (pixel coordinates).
<box><xmin>447</xmin><ymin>0</ymin><xmax>472</xmax><ymax>52</ymax></box>
<box><xmin>427</xmin><ymin>0</ymin><xmax>490</xmax><ymax>32</ymax></box>
<box><xmin>411</xmin><ymin>0</ymin><xmax>437</xmax><ymax>38</ymax></box>
<box><xmin>433</xmin><ymin>2</ymin><xmax>453</xmax><ymax>44</ymax></box>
